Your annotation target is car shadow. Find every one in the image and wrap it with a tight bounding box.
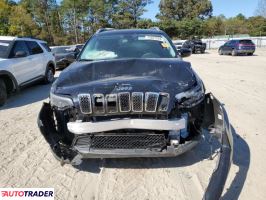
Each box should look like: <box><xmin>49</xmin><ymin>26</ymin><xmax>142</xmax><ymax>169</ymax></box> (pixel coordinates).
<box><xmin>236</xmin><ymin>54</ymin><xmax>258</xmax><ymax>57</ymax></box>
<box><xmin>75</xmin><ymin>125</ymin><xmax>250</xmax><ymax>200</ymax></box>
<box><xmin>222</xmin><ymin>54</ymin><xmax>258</xmax><ymax>57</ymax></box>
<box><xmin>221</xmin><ymin>125</ymin><xmax>250</xmax><ymax>200</ymax></box>
<box><xmin>0</xmin><ymin>82</ymin><xmax>53</xmax><ymax>110</ymax></box>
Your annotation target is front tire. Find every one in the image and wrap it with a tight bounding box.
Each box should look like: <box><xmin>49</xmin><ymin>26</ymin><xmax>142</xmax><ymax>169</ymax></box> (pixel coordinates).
<box><xmin>0</xmin><ymin>79</ymin><xmax>7</xmax><ymax>107</ymax></box>
<box><xmin>218</xmin><ymin>49</ymin><xmax>223</xmax><ymax>55</ymax></box>
<box><xmin>44</xmin><ymin>66</ymin><xmax>55</xmax><ymax>84</ymax></box>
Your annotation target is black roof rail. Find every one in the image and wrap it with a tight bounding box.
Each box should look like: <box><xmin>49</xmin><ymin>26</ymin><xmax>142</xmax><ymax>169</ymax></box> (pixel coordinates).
<box><xmin>95</xmin><ymin>28</ymin><xmax>115</xmax><ymax>34</ymax></box>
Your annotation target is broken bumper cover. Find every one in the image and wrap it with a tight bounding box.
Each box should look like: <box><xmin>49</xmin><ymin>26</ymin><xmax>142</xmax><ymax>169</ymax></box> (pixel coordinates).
<box><xmin>37</xmin><ymin>93</ymin><xmax>233</xmax><ymax>200</ymax></box>
<box><xmin>37</xmin><ymin>104</ymin><xmax>198</xmax><ymax>159</ymax></box>
<box><xmin>68</xmin><ymin>117</ymin><xmax>197</xmax><ymax>158</ymax></box>
<box><xmin>202</xmin><ymin>94</ymin><xmax>233</xmax><ymax>200</ymax></box>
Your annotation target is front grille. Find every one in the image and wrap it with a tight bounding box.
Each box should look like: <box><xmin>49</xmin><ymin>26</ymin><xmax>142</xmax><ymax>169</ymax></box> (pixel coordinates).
<box><xmin>78</xmin><ymin>94</ymin><xmax>92</xmax><ymax>114</ymax></box>
<box><xmin>145</xmin><ymin>92</ymin><xmax>159</xmax><ymax>112</ymax></box>
<box><xmin>75</xmin><ymin>134</ymin><xmax>167</xmax><ymax>149</ymax></box>
<box><xmin>78</xmin><ymin>92</ymin><xmax>170</xmax><ymax>114</ymax></box>
<box><xmin>158</xmin><ymin>93</ymin><xmax>170</xmax><ymax>112</ymax></box>
<box><xmin>132</xmin><ymin>92</ymin><xmax>143</xmax><ymax>112</ymax></box>
<box><xmin>119</xmin><ymin>92</ymin><xmax>131</xmax><ymax>112</ymax></box>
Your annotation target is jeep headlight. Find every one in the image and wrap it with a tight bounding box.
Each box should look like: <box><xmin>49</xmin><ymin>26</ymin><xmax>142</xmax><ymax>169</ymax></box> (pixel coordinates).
<box><xmin>175</xmin><ymin>80</ymin><xmax>205</xmax><ymax>108</ymax></box>
<box><xmin>50</xmin><ymin>92</ymin><xmax>73</xmax><ymax>109</ymax></box>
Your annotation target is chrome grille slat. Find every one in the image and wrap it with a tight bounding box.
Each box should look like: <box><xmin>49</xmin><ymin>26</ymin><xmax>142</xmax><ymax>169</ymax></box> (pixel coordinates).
<box><xmin>145</xmin><ymin>92</ymin><xmax>159</xmax><ymax>112</ymax></box>
<box><xmin>132</xmin><ymin>92</ymin><xmax>144</xmax><ymax>112</ymax></box>
<box><xmin>118</xmin><ymin>92</ymin><xmax>131</xmax><ymax>112</ymax></box>
<box><xmin>78</xmin><ymin>94</ymin><xmax>92</xmax><ymax>114</ymax></box>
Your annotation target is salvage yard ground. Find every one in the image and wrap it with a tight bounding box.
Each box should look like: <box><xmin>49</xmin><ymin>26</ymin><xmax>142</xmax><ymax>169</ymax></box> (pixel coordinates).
<box><xmin>0</xmin><ymin>49</ymin><xmax>266</xmax><ymax>200</ymax></box>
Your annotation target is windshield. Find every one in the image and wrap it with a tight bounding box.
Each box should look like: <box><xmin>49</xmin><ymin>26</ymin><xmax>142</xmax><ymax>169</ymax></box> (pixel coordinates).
<box><xmin>80</xmin><ymin>33</ymin><xmax>176</xmax><ymax>61</ymax></box>
<box><xmin>51</xmin><ymin>47</ymin><xmax>71</xmax><ymax>54</ymax></box>
<box><xmin>0</xmin><ymin>40</ymin><xmax>12</xmax><ymax>58</ymax></box>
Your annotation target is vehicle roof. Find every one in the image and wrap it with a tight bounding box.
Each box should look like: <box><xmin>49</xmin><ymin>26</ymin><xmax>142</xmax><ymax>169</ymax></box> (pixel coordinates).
<box><xmin>96</xmin><ymin>29</ymin><xmax>165</xmax><ymax>36</ymax></box>
<box><xmin>0</xmin><ymin>36</ymin><xmax>46</xmax><ymax>43</ymax></box>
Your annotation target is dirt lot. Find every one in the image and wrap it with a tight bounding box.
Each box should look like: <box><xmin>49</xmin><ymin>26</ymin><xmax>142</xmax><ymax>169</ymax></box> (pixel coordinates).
<box><xmin>0</xmin><ymin>49</ymin><xmax>266</xmax><ymax>200</ymax></box>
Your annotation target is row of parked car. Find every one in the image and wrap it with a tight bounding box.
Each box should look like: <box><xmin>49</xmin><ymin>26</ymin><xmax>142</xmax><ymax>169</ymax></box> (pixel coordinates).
<box><xmin>0</xmin><ymin>36</ymin><xmax>84</xmax><ymax>106</ymax></box>
<box><xmin>173</xmin><ymin>38</ymin><xmax>256</xmax><ymax>56</ymax></box>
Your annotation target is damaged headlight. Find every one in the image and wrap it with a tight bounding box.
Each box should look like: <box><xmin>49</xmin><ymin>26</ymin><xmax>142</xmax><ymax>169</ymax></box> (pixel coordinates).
<box><xmin>175</xmin><ymin>78</ymin><xmax>205</xmax><ymax>108</ymax></box>
<box><xmin>50</xmin><ymin>92</ymin><xmax>74</xmax><ymax>109</ymax></box>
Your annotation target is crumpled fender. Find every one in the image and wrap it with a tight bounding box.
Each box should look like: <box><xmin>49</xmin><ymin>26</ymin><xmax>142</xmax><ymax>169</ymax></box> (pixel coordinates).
<box><xmin>202</xmin><ymin>93</ymin><xmax>233</xmax><ymax>200</ymax></box>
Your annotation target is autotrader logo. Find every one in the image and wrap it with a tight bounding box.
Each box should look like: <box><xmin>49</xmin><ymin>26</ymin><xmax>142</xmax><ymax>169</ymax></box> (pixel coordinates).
<box><xmin>0</xmin><ymin>188</ymin><xmax>54</xmax><ymax>199</ymax></box>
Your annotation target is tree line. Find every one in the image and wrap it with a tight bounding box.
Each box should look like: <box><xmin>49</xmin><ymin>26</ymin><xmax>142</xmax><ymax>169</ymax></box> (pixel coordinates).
<box><xmin>0</xmin><ymin>0</ymin><xmax>266</xmax><ymax>45</ymax></box>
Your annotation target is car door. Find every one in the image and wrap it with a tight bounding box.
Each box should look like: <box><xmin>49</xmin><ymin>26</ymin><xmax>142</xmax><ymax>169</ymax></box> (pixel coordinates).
<box><xmin>223</xmin><ymin>41</ymin><xmax>232</xmax><ymax>54</ymax></box>
<box><xmin>8</xmin><ymin>40</ymin><xmax>33</xmax><ymax>85</ymax></box>
<box><xmin>25</xmin><ymin>41</ymin><xmax>45</xmax><ymax>78</ymax></box>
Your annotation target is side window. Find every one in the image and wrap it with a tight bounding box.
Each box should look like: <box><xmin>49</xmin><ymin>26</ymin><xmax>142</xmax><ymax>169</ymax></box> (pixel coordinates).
<box><xmin>26</xmin><ymin>41</ymin><xmax>43</xmax><ymax>55</ymax></box>
<box><xmin>224</xmin><ymin>41</ymin><xmax>231</xmax><ymax>46</ymax></box>
<box><xmin>229</xmin><ymin>41</ymin><xmax>235</xmax><ymax>45</ymax></box>
<box><xmin>10</xmin><ymin>41</ymin><xmax>29</xmax><ymax>58</ymax></box>
<box><xmin>40</xmin><ymin>43</ymin><xmax>51</xmax><ymax>52</ymax></box>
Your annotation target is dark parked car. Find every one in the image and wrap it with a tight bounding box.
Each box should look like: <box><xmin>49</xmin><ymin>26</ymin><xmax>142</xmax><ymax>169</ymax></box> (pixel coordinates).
<box><xmin>51</xmin><ymin>46</ymin><xmax>80</xmax><ymax>69</ymax></box>
<box><xmin>173</xmin><ymin>41</ymin><xmax>184</xmax><ymax>50</ymax></box>
<box><xmin>182</xmin><ymin>39</ymin><xmax>206</xmax><ymax>53</ymax></box>
<box><xmin>75</xmin><ymin>44</ymin><xmax>84</xmax><ymax>51</ymax></box>
<box><xmin>218</xmin><ymin>39</ymin><xmax>255</xmax><ymax>56</ymax></box>
<box><xmin>38</xmin><ymin>28</ymin><xmax>232</xmax><ymax>200</ymax></box>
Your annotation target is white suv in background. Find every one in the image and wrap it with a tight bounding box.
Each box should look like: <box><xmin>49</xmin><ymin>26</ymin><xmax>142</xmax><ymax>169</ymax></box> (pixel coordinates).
<box><xmin>0</xmin><ymin>36</ymin><xmax>56</xmax><ymax>106</ymax></box>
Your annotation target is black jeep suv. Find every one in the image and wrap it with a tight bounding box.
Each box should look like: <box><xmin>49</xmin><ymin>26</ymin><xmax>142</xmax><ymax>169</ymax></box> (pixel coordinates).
<box><xmin>38</xmin><ymin>28</ymin><xmax>232</xmax><ymax>200</ymax></box>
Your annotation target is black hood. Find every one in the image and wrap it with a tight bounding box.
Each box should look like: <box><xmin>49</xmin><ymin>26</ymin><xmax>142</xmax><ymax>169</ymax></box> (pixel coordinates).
<box><xmin>53</xmin><ymin>58</ymin><xmax>197</xmax><ymax>97</ymax></box>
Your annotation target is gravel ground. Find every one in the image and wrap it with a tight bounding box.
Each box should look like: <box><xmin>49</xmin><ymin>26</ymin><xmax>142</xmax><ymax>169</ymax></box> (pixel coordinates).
<box><xmin>0</xmin><ymin>49</ymin><xmax>266</xmax><ymax>200</ymax></box>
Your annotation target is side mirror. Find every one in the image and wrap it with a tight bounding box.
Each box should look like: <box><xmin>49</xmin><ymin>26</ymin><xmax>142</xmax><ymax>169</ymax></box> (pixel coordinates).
<box><xmin>179</xmin><ymin>48</ymin><xmax>192</xmax><ymax>58</ymax></box>
<box><xmin>65</xmin><ymin>53</ymin><xmax>75</xmax><ymax>59</ymax></box>
<box><xmin>15</xmin><ymin>51</ymin><xmax>27</xmax><ymax>58</ymax></box>
<box><xmin>74</xmin><ymin>51</ymin><xmax>80</xmax><ymax>59</ymax></box>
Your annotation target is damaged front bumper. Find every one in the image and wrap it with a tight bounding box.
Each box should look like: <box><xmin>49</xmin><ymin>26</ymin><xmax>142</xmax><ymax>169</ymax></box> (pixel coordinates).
<box><xmin>37</xmin><ymin>93</ymin><xmax>233</xmax><ymax>200</ymax></box>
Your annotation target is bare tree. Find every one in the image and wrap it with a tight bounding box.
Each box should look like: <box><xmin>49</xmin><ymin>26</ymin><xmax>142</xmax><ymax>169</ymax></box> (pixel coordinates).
<box><xmin>255</xmin><ymin>0</ymin><xmax>266</xmax><ymax>17</ymax></box>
